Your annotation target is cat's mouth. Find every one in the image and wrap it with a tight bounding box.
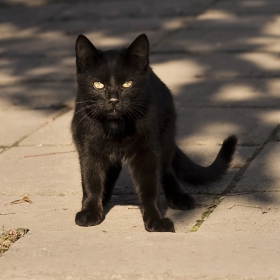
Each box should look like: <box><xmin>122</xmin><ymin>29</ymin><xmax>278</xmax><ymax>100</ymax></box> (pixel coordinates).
<box><xmin>109</xmin><ymin>108</ymin><xmax>117</xmax><ymax>114</ymax></box>
<box><xmin>107</xmin><ymin>108</ymin><xmax>120</xmax><ymax>119</ymax></box>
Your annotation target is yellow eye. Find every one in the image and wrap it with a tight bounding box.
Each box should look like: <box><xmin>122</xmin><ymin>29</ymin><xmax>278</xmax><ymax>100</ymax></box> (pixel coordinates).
<box><xmin>122</xmin><ymin>81</ymin><xmax>133</xmax><ymax>88</ymax></box>
<box><xmin>93</xmin><ymin>82</ymin><xmax>105</xmax><ymax>89</ymax></box>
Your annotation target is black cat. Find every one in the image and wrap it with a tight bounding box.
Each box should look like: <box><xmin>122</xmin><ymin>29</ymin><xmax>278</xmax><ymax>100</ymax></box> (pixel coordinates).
<box><xmin>71</xmin><ymin>33</ymin><xmax>237</xmax><ymax>232</ymax></box>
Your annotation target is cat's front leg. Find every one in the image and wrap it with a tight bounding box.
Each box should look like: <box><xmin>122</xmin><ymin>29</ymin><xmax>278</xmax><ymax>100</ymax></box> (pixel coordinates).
<box><xmin>129</xmin><ymin>151</ymin><xmax>175</xmax><ymax>233</ymax></box>
<box><xmin>75</xmin><ymin>155</ymin><xmax>106</xmax><ymax>227</ymax></box>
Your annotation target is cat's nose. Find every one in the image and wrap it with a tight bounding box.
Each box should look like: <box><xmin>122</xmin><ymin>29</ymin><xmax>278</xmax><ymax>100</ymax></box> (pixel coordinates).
<box><xmin>109</xmin><ymin>98</ymin><xmax>119</xmax><ymax>105</ymax></box>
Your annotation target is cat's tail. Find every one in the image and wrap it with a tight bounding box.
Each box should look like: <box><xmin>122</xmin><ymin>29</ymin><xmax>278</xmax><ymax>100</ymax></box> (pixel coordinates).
<box><xmin>172</xmin><ymin>135</ymin><xmax>238</xmax><ymax>185</ymax></box>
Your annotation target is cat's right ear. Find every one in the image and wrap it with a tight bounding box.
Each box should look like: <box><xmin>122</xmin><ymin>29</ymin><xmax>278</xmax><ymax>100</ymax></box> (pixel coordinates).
<box><xmin>75</xmin><ymin>34</ymin><xmax>100</xmax><ymax>73</ymax></box>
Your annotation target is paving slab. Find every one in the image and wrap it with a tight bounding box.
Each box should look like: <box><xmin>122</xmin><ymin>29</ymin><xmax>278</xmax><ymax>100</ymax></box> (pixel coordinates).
<box><xmin>0</xmin><ymin>146</ymin><xmax>80</xmax><ymax>196</ymax></box>
<box><xmin>199</xmin><ymin>192</ymin><xmax>280</xmax><ymax>233</ymax></box>
<box><xmin>0</xmin><ymin>0</ymin><xmax>213</xmax><ymax>56</ymax></box>
<box><xmin>176</xmin><ymin>108</ymin><xmax>280</xmax><ymax>146</ymax></box>
<box><xmin>0</xmin><ymin>30</ymin><xmax>73</xmax><ymax>56</ymax></box>
<box><xmin>0</xmin><ymin>82</ymin><xmax>76</xmax><ymax>110</ymax></box>
<box><xmin>212</xmin><ymin>0</ymin><xmax>280</xmax><ymax>15</ymax></box>
<box><xmin>42</xmin><ymin>17</ymin><xmax>189</xmax><ymax>52</ymax></box>
<box><xmin>0</xmin><ymin>22</ymin><xmax>165</xmax><ymax>56</ymax></box>
<box><xmin>0</xmin><ymin>2</ymin><xmax>65</xmax><ymax>29</ymax></box>
<box><xmin>0</xmin><ymin>56</ymin><xmax>75</xmax><ymax>84</ymax></box>
<box><xmin>199</xmin><ymin>141</ymin><xmax>280</xmax><ymax>233</ymax></box>
<box><xmin>58</xmin><ymin>0</ymin><xmax>214</xmax><ymax>20</ymax></box>
<box><xmin>192</xmin><ymin>13</ymin><xmax>280</xmax><ymax>30</ymax></box>
<box><xmin>0</xmin><ymin>195</ymin><xmax>79</xmax><ymax>232</ymax></box>
<box><xmin>234</xmin><ymin>142</ymin><xmax>280</xmax><ymax>192</ymax></box>
<box><xmin>154</xmin><ymin>27</ymin><xmax>280</xmax><ymax>52</ymax></box>
<box><xmin>151</xmin><ymin>52</ymin><xmax>280</xmax><ymax>80</ymax></box>
<box><xmin>1</xmin><ymin>231</ymin><xmax>280</xmax><ymax>279</ymax></box>
<box><xmin>0</xmin><ymin>109</ymin><xmax>58</xmax><ymax>146</ymax></box>
<box><xmin>0</xmin><ymin>15</ymin><xmax>189</xmax><ymax>56</ymax></box>
<box><xmin>179</xmin><ymin>145</ymin><xmax>254</xmax><ymax>195</ymax></box>
<box><xmin>0</xmin><ymin>193</ymin><xmax>213</xmax><ymax>234</ymax></box>
<box><xmin>151</xmin><ymin>53</ymin><xmax>280</xmax><ymax>107</ymax></box>
<box><xmin>171</xmin><ymin>78</ymin><xmax>280</xmax><ymax>108</ymax></box>
<box><xmin>20</xmin><ymin>110</ymin><xmax>73</xmax><ymax>146</ymax></box>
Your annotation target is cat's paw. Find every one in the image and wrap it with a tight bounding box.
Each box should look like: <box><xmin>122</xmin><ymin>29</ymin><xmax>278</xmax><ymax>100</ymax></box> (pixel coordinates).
<box><xmin>145</xmin><ymin>217</ymin><xmax>175</xmax><ymax>233</ymax></box>
<box><xmin>167</xmin><ymin>193</ymin><xmax>195</xmax><ymax>210</ymax></box>
<box><xmin>75</xmin><ymin>210</ymin><xmax>102</xmax><ymax>227</ymax></box>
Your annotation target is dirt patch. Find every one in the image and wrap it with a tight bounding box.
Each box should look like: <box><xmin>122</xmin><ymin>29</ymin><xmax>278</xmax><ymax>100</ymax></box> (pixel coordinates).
<box><xmin>0</xmin><ymin>227</ymin><xmax>29</xmax><ymax>256</ymax></box>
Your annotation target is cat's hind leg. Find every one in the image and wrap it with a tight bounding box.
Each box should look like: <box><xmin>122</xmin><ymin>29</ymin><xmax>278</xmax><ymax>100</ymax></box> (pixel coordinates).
<box><xmin>102</xmin><ymin>163</ymin><xmax>122</xmax><ymax>206</ymax></box>
<box><xmin>162</xmin><ymin>167</ymin><xmax>195</xmax><ymax>210</ymax></box>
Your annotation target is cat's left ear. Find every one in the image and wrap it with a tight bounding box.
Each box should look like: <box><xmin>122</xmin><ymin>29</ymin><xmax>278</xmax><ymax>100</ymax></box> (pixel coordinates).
<box><xmin>124</xmin><ymin>34</ymin><xmax>149</xmax><ymax>71</ymax></box>
<box><xmin>75</xmin><ymin>34</ymin><xmax>100</xmax><ymax>73</ymax></box>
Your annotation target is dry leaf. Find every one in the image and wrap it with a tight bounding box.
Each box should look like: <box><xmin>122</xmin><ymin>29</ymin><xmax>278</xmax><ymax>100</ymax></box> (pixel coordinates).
<box><xmin>231</xmin><ymin>163</ymin><xmax>244</xmax><ymax>169</ymax></box>
<box><xmin>261</xmin><ymin>207</ymin><xmax>271</xmax><ymax>214</ymax></box>
<box><xmin>10</xmin><ymin>195</ymin><xmax>33</xmax><ymax>205</ymax></box>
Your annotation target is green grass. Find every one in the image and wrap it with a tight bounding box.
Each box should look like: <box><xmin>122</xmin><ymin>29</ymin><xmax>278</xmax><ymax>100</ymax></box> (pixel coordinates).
<box><xmin>190</xmin><ymin>196</ymin><xmax>225</xmax><ymax>232</ymax></box>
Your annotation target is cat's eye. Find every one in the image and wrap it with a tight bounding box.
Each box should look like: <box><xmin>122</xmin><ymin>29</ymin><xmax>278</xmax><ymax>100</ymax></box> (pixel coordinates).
<box><xmin>122</xmin><ymin>81</ymin><xmax>133</xmax><ymax>88</ymax></box>
<box><xmin>93</xmin><ymin>82</ymin><xmax>105</xmax><ymax>89</ymax></box>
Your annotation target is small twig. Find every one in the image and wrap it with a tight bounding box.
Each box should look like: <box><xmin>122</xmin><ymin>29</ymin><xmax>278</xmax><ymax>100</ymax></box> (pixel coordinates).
<box><xmin>195</xmin><ymin>204</ymin><xmax>206</xmax><ymax>208</ymax></box>
<box><xmin>227</xmin><ymin>192</ymin><xmax>253</xmax><ymax>196</ymax></box>
<box><xmin>207</xmin><ymin>204</ymin><xmax>217</xmax><ymax>209</ymax></box>
<box><xmin>0</xmin><ymin>213</ymin><xmax>16</xmax><ymax>215</ymax></box>
<box><xmin>24</xmin><ymin>151</ymin><xmax>75</xmax><ymax>158</ymax></box>
<box><xmin>228</xmin><ymin>203</ymin><xmax>236</xmax><ymax>209</ymax></box>
<box><xmin>229</xmin><ymin>204</ymin><xmax>271</xmax><ymax>214</ymax></box>
<box><xmin>236</xmin><ymin>204</ymin><xmax>260</xmax><ymax>209</ymax></box>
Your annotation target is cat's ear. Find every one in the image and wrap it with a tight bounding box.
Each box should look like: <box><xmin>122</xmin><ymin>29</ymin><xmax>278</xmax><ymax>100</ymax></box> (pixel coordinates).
<box><xmin>124</xmin><ymin>34</ymin><xmax>149</xmax><ymax>70</ymax></box>
<box><xmin>75</xmin><ymin>34</ymin><xmax>100</xmax><ymax>73</ymax></box>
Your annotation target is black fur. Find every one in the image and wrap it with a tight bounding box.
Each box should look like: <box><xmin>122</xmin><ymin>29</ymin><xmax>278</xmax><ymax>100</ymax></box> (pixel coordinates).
<box><xmin>71</xmin><ymin>34</ymin><xmax>238</xmax><ymax>232</ymax></box>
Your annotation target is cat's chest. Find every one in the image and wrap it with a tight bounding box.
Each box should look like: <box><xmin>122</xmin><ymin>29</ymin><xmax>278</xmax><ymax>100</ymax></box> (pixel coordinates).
<box><xmin>83</xmin><ymin>118</ymin><xmax>149</xmax><ymax>161</ymax></box>
<box><xmin>96</xmin><ymin>136</ymin><xmax>137</xmax><ymax>163</ymax></box>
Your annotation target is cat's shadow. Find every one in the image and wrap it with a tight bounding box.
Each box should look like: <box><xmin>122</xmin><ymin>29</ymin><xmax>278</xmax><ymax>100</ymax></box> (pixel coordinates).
<box><xmin>103</xmin><ymin>166</ymin><xmax>177</xmax><ymax>222</ymax></box>
<box><xmin>102</xmin><ymin>193</ymin><xmax>169</xmax><ymax>222</ymax></box>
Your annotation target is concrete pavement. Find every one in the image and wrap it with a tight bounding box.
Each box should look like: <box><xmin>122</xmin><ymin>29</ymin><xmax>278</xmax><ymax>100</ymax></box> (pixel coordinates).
<box><xmin>0</xmin><ymin>0</ymin><xmax>280</xmax><ymax>279</ymax></box>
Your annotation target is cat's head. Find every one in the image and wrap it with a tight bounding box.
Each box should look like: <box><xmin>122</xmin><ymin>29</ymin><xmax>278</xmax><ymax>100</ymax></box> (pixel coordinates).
<box><xmin>75</xmin><ymin>34</ymin><xmax>150</xmax><ymax>121</ymax></box>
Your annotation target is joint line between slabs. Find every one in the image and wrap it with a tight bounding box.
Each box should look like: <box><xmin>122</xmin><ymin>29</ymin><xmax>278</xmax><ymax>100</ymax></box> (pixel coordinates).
<box><xmin>0</xmin><ymin>106</ymin><xmax>72</xmax><ymax>156</ymax></box>
<box><xmin>189</xmin><ymin>123</ymin><xmax>280</xmax><ymax>233</ymax></box>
